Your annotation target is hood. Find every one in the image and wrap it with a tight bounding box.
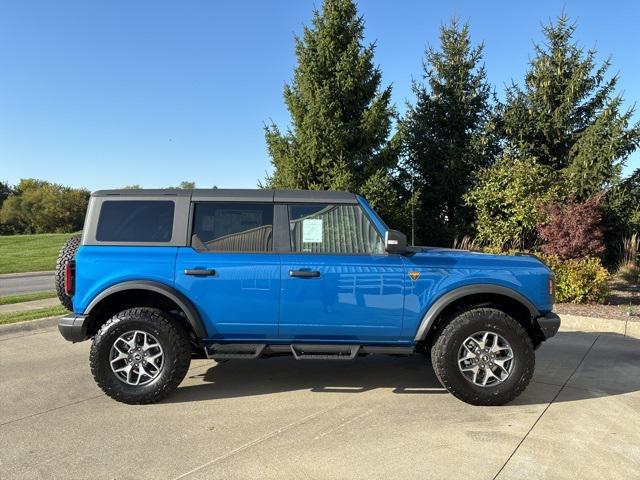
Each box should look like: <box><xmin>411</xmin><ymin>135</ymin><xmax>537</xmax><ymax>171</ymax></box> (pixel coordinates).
<box><xmin>406</xmin><ymin>247</ymin><xmax>549</xmax><ymax>270</ymax></box>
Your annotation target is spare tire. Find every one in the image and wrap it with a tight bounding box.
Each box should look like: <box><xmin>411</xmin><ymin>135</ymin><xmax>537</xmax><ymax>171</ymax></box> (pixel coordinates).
<box><xmin>55</xmin><ymin>235</ymin><xmax>82</xmax><ymax>310</ymax></box>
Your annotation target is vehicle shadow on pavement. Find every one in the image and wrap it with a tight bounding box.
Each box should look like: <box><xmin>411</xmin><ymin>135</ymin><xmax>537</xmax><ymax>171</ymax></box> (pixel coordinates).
<box><xmin>165</xmin><ymin>331</ymin><xmax>640</xmax><ymax>405</ymax></box>
<box><xmin>169</xmin><ymin>354</ymin><xmax>448</xmax><ymax>402</ymax></box>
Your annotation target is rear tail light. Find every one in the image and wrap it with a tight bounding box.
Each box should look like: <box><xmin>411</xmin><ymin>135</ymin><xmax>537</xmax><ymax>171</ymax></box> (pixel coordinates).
<box><xmin>548</xmin><ymin>272</ymin><xmax>555</xmax><ymax>303</ymax></box>
<box><xmin>64</xmin><ymin>261</ymin><xmax>75</xmax><ymax>296</ymax></box>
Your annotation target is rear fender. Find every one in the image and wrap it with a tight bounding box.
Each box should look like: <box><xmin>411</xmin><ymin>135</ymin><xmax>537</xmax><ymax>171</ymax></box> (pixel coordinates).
<box><xmin>84</xmin><ymin>280</ymin><xmax>207</xmax><ymax>338</ymax></box>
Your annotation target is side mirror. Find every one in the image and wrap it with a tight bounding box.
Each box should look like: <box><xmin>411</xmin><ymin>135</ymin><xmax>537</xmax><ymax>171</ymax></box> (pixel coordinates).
<box><xmin>385</xmin><ymin>229</ymin><xmax>408</xmax><ymax>254</ymax></box>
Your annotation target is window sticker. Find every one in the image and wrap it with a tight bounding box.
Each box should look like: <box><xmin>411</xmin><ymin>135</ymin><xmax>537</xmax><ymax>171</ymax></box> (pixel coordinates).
<box><xmin>302</xmin><ymin>218</ymin><xmax>323</xmax><ymax>243</ymax></box>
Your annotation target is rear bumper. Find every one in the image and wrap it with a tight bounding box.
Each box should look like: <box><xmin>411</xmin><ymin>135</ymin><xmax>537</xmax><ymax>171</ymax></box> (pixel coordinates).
<box><xmin>536</xmin><ymin>311</ymin><xmax>561</xmax><ymax>339</ymax></box>
<box><xmin>58</xmin><ymin>314</ymin><xmax>90</xmax><ymax>343</ymax></box>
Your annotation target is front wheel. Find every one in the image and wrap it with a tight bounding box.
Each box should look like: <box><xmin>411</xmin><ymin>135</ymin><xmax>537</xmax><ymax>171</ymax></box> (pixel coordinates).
<box><xmin>90</xmin><ymin>308</ymin><xmax>191</xmax><ymax>404</ymax></box>
<box><xmin>430</xmin><ymin>308</ymin><xmax>535</xmax><ymax>406</ymax></box>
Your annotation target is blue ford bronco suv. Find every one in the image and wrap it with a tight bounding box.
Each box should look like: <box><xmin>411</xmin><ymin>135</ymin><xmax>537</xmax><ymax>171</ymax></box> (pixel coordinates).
<box><xmin>56</xmin><ymin>189</ymin><xmax>559</xmax><ymax>406</ymax></box>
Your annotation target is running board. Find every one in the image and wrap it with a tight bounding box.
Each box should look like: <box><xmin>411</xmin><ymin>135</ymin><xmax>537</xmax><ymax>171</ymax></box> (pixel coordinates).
<box><xmin>290</xmin><ymin>344</ymin><xmax>360</xmax><ymax>360</ymax></box>
<box><xmin>205</xmin><ymin>343</ymin><xmax>266</xmax><ymax>359</ymax></box>
<box><xmin>203</xmin><ymin>343</ymin><xmax>414</xmax><ymax>360</ymax></box>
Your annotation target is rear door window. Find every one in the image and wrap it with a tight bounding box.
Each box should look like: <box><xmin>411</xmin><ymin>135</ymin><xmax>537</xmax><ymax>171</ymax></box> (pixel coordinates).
<box><xmin>96</xmin><ymin>201</ymin><xmax>175</xmax><ymax>242</ymax></box>
<box><xmin>191</xmin><ymin>202</ymin><xmax>274</xmax><ymax>252</ymax></box>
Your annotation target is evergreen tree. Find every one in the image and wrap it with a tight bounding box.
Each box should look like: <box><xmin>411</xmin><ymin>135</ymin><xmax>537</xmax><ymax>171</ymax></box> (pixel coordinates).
<box><xmin>401</xmin><ymin>19</ymin><xmax>495</xmax><ymax>246</ymax></box>
<box><xmin>499</xmin><ymin>14</ymin><xmax>640</xmax><ymax>198</ymax></box>
<box><xmin>264</xmin><ymin>0</ymin><xmax>397</xmax><ymax>203</ymax></box>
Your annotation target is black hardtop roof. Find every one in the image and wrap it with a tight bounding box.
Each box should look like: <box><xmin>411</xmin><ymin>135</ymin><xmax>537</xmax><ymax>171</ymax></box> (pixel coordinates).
<box><xmin>91</xmin><ymin>188</ymin><xmax>359</xmax><ymax>204</ymax></box>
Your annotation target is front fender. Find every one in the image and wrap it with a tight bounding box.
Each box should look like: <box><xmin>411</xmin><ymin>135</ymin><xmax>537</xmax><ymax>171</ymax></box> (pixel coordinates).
<box><xmin>413</xmin><ymin>284</ymin><xmax>540</xmax><ymax>341</ymax></box>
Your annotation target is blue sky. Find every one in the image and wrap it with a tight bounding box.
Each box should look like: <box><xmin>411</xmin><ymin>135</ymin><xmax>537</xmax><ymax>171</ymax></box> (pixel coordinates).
<box><xmin>1</xmin><ymin>0</ymin><xmax>638</xmax><ymax>191</ymax></box>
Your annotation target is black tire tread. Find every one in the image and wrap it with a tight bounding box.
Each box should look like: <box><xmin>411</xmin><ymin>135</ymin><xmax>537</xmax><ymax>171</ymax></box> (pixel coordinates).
<box><xmin>54</xmin><ymin>234</ymin><xmax>82</xmax><ymax>310</ymax></box>
<box><xmin>431</xmin><ymin>307</ymin><xmax>534</xmax><ymax>406</ymax></box>
<box><xmin>89</xmin><ymin>307</ymin><xmax>191</xmax><ymax>404</ymax></box>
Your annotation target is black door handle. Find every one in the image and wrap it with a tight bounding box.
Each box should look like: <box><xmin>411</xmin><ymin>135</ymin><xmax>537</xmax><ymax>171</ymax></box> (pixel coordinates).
<box><xmin>289</xmin><ymin>270</ymin><xmax>321</xmax><ymax>278</ymax></box>
<box><xmin>184</xmin><ymin>268</ymin><xmax>216</xmax><ymax>276</ymax></box>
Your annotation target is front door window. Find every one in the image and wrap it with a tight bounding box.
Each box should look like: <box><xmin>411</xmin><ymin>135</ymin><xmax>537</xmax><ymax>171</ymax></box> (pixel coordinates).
<box><xmin>288</xmin><ymin>204</ymin><xmax>383</xmax><ymax>254</ymax></box>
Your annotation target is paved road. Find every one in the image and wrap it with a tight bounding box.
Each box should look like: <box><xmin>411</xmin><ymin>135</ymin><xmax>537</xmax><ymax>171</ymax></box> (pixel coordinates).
<box><xmin>0</xmin><ymin>272</ymin><xmax>55</xmax><ymax>296</ymax></box>
<box><xmin>1</xmin><ymin>325</ymin><xmax>639</xmax><ymax>479</ymax></box>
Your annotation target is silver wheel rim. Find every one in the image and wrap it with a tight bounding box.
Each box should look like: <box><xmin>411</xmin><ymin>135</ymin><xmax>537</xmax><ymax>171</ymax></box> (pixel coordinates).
<box><xmin>109</xmin><ymin>330</ymin><xmax>164</xmax><ymax>386</ymax></box>
<box><xmin>458</xmin><ymin>331</ymin><xmax>514</xmax><ymax>387</ymax></box>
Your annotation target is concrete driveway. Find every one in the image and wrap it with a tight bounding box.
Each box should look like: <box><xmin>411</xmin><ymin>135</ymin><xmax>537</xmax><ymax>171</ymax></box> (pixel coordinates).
<box><xmin>1</xmin><ymin>325</ymin><xmax>638</xmax><ymax>480</ymax></box>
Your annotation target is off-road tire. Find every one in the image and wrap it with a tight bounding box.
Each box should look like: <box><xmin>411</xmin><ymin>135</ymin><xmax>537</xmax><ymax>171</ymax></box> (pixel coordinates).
<box><xmin>431</xmin><ymin>307</ymin><xmax>534</xmax><ymax>406</ymax></box>
<box><xmin>90</xmin><ymin>308</ymin><xmax>191</xmax><ymax>404</ymax></box>
<box><xmin>54</xmin><ymin>234</ymin><xmax>81</xmax><ymax>310</ymax></box>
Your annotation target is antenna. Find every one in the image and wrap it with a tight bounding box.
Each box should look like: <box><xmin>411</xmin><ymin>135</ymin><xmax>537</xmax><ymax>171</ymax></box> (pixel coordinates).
<box><xmin>411</xmin><ymin>175</ymin><xmax>415</xmax><ymax>246</ymax></box>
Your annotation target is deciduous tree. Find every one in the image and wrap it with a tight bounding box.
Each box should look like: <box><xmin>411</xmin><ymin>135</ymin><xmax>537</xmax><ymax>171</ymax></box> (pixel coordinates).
<box><xmin>0</xmin><ymin>179</ymin><xmax>89</xmax><ymax>234</ymax></box>
<box><xmin>538</xmin><ymin>196</ymin><xmax>605</xmax><ymax>260</ymax></box>
<box><xmin>464</xmin><ymin>156</ymin><xmax>561</xmax><ymax>249</ymax></box>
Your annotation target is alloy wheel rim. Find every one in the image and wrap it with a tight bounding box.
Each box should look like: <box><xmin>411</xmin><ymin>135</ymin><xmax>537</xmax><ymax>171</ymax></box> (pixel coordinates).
<box><xmin>457</xmin><ymin>331</ymin><xmax>514</xmax><ymax>387</ymax></box>
<box><xmin>109</xmin><ymin>330</ymin><xmax>164</xmax><ymax>386</ymax></box>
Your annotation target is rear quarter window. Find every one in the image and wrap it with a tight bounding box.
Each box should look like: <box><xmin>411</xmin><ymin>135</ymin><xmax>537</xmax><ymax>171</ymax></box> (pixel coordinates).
<box><xmin>96</xmin><ymin>201</ymin><xmax>175</xmax><ymax>242</ymax></box>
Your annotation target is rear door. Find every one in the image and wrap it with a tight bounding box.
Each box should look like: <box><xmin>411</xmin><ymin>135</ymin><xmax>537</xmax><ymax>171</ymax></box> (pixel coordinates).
<box><xmin>174</xmin><ymin>201</ymin><xmax>280</xmax><ymax>340</ymax></box>
<box><xmin>279</xmin><ymin>203</ymin><xmax>405</xmax><ymax>342</ymax></box>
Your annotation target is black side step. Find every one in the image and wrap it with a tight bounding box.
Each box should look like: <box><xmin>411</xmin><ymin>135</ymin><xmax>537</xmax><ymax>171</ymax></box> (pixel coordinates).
<box><xmin>202</xmin><ymin>343</ymin><xmax>415</xmax><ymax>360</ymax></box>
<box><xmin>290</xmin><ymin>344</ymin><xmax>360</xmax><ymax>360</ymax></box>
<box><xmin>205</xmin><ymin>343</ymin><xmax>266</xmax><ymax>359</ymax></box>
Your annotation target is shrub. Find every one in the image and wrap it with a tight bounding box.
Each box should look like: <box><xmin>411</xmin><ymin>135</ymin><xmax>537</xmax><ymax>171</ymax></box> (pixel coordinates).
<box><xmin>538</xmin><ymin>196</ymin><xmax>605</xmax><ymax>261</ymax></box>
<box><xmin>464</xmin><ymin>156</ymin><xmax>562</xmax><ymax>250</ymax></box>
<box><xmin>543</xmin><ymin>255</ymin><xmax>609</xmax><ymax>303</ymax></box>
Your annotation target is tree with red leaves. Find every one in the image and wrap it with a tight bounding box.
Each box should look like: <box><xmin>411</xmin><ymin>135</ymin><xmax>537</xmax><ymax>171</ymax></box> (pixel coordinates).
<box><xmin>538</xmin><ymin>196</ymin><xmax>605</xmax><ymax>261</ymax></box>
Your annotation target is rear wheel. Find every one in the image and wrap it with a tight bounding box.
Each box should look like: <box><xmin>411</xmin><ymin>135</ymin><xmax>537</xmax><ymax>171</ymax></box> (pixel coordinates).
<box><xmin>431</xmin><ymin>307</ymin><xmax>534</xmax><ymax>406</ymax></box>
<box><xmin>54</xmin><ymin>234</ymin><xmax>81</xmax><ymax>310</ymax></box>
<box><xmin>90</xmin><ymin>308</ymin><xmax>191</xmax><ymax>404</ymax></box>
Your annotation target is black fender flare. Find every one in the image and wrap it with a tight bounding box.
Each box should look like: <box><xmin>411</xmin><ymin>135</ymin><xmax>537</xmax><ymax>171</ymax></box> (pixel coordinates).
<box><xmin>414</xmin><ymin>284</ymin><xmax>540</xmax><ymax>341</ymax></box>
<box><xmin>84</xmin><ymin>280</ymin><xmax>207</xmax><ymax>338</ymax></box>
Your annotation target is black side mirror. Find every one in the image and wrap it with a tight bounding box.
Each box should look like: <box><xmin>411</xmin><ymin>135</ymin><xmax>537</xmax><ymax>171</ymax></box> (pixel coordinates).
<box><xmin>385</xmin><ymin>229</ymin><xmax>408</xmax><ymax>254</ymax></box>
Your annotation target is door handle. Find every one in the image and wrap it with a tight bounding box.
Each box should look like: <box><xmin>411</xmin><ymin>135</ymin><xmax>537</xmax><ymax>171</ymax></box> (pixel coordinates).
<box><xmin>289</xmin><ymin>270</ymin><xmax>321</xmax><ymax>278</ymax></box>
<box><xmin>184</xmin><ymin>268</ymin><xmax>216</xmax><ymax>276</ymax></box>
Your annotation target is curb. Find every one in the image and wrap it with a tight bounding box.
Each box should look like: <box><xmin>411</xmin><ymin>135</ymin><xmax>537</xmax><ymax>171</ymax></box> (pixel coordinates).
<box><xmin>0</xmin><ymin>315</ymin><xmax>61</xmax><ymax>337</ymax></box>
<box><xmin>0</xmin><ymin>271</ymin><xmax>55</xmax><ymax>279</ymax></box>
<box><xmin>558</xmin><ymin>313</ymin><xmax>640</xmax><ymax>339</ymax></box>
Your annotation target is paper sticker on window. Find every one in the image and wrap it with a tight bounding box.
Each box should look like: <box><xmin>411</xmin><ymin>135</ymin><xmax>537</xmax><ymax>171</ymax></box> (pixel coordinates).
<box><xmin>302</xmin><ymin>219</ymin><xmax>323</xmax><ymax>243</ymax></box>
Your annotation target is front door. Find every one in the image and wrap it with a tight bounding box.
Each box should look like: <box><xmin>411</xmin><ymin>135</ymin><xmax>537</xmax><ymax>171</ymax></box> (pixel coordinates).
<box><xmin>174</xmin><ymin>202</ymin><xmax>280</xmax><ymax>340</ymax></box>
<box><xmin>279</xmin><ymin>203</ymin><xmax>405</xmax><ymax>342</ymax></box>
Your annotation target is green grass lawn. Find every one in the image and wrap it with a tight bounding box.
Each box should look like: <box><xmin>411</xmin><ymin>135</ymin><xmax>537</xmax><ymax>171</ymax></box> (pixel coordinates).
<box><xmin>0</xmin><ymin>233</ymin><xmax>75</xmax><ymax>274</ymax></box>
<box><xmin>0</xmin><ymin>290</ymin><xmax>57</xmax><ymax>305</ymax></box>
<box><xmin>0</xmin><ymin>305</ymin><xmax>68</xmax><ymax>325</ymax></box>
